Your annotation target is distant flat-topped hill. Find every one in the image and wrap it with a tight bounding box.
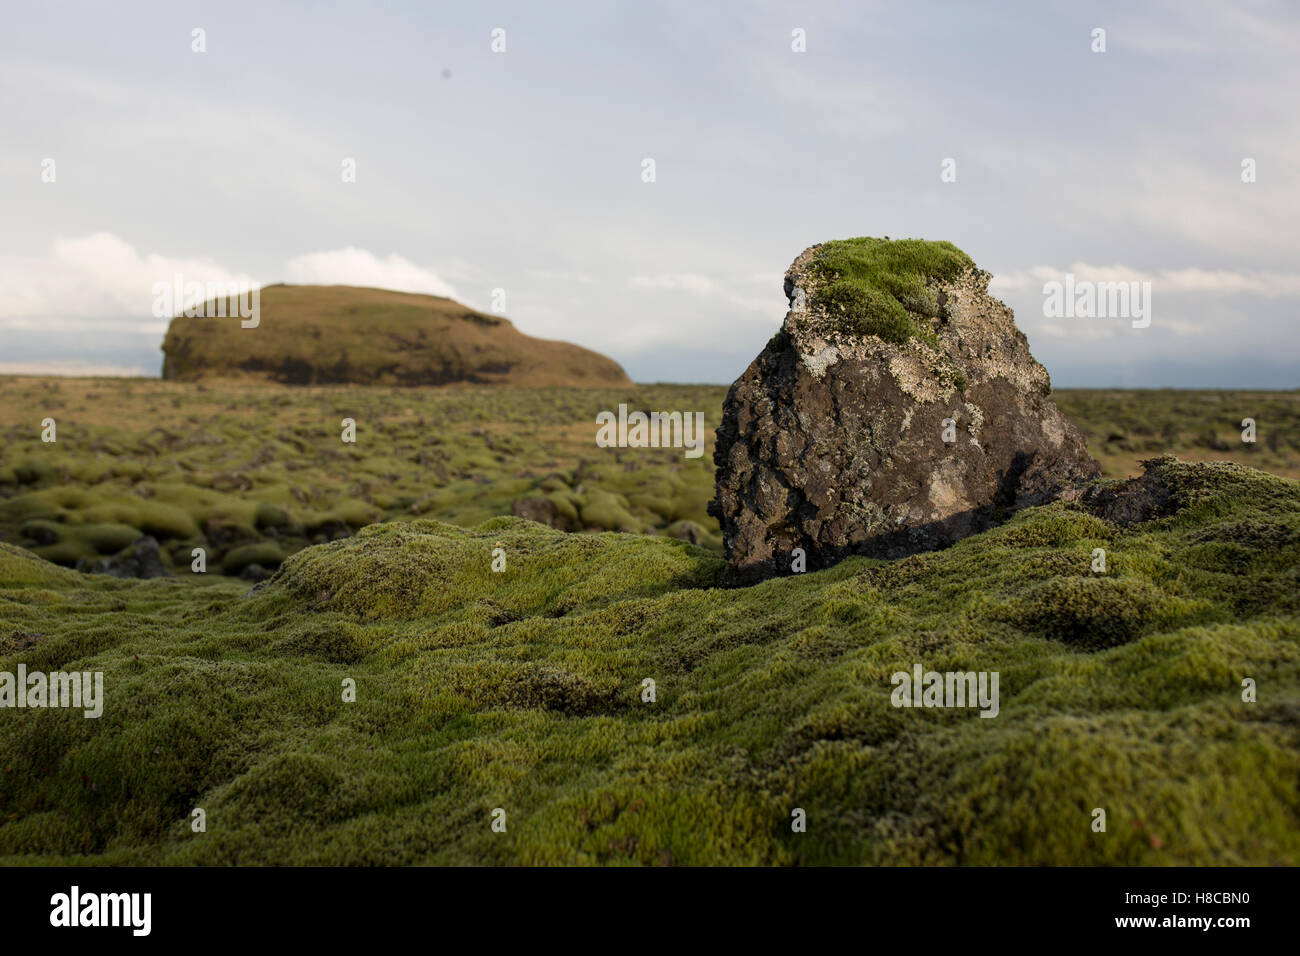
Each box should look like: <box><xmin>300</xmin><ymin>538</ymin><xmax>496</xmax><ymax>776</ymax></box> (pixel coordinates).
<box><xmin>160</xmin><ymin>284</ymin><xmax>632</xmax><ymax>386</ymax></box>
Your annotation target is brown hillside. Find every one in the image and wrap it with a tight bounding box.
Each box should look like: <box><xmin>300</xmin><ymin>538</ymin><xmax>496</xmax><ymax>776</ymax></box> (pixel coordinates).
<box><xmin>160</xmin><ymin>284</ymin><xmax>632</xmax><ymax>387</ymax></box>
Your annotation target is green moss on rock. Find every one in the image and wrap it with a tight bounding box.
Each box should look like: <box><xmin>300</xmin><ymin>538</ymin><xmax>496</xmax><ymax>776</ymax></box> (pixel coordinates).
<box><xmin>806</xmin><ymin>237</ymin><xmax>975</xmax><ymax>342</ymax></box>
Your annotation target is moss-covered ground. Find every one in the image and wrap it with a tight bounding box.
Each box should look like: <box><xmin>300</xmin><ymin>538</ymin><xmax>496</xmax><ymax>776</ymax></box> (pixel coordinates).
<box><xmin>1052</xmin><ymin>388</ymin><xmax>1300</xmax><ymax>480</ymax></box>
<box><xmin>1</xmin><ymin>455</ymin><xmax>1297</xmax><ymax>865</ymax></box>
<box><xmin>0</xmin><ymin>378</ymin><xmax>726</xmax><ymax>574</ymax></box>
<box><xmin>1</xmin><ymin>378</ymin><xmax>1296</xmax><ymax>864</ymax></box>
<box><xmin>4</xmin><ymin>378</ymin><xmax>1295</xmax><ymax>579</ymax></box>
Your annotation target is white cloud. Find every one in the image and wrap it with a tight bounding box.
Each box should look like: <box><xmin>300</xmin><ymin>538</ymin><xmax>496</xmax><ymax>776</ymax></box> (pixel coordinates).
<box><xmin>1118</xmin><ymin>1</ymin><xmax>1300</xmax><ymax>56</ymax></box>
<box><xmin>628</xmin><ymin>272</ymin><xmax>778</xmax><ymax>317</ymax></box>
<box><xmin>0</xmin><ymin>232</ymin><xmax>256</xmax><ymax>325</ymax></box>
<box><xmin>990</xmin><ymin>263</ymin><xmax>1300</xmax><ymax>298</ymax></box>
<box><xmin>1032</xmin><ymin>322</ymin><xmax>1126</xmax><ymax>343</ymax></box>
<box><xmin>758</xmin><ymin>62</ymin><xmax>903</xmax><ymax>141</ymax></box>
<box><xmin>630</xmin><ymin>273</ymin><xmax>726</xmax><ymax>296</ymax></box>
<box><xmin>283</xmin><ymin>248</ymin><xmax>459</xmax><ymax>299</ymax></box>
<box><xmin>0</xmin><ymin>236</ymin><xmax>463</xmax><ymax>331</ymax></box>
<box><xmin>526</xmin><ymin>268</ymin><xmax>595</xmax><ymax>284</ymax></box>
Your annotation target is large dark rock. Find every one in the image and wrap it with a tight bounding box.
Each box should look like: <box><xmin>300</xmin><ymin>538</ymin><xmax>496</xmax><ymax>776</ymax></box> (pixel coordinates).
<box><xmin>709</xmin><ymin>238</ymin><xmax>1099</xmax><ymax>585</ymax></box>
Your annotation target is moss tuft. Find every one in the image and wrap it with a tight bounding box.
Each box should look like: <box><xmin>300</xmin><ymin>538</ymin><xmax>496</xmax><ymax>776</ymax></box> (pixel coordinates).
<box><xmin>221</xmin><ymin>541</ymin><xmax>284</xmax><ymax>575</ymax></box>
<box><xmin>806</xmin><ymin>237</ymin><xmax>975</xmax><ymax>343</ymax></box>
<box><xmin>1013</xmin><ymin>576</ymin><xmax>1166</xmax><ymax>649</ymax></box>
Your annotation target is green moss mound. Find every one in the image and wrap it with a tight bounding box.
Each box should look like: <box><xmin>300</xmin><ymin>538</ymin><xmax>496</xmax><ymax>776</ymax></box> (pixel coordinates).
<box><xmin>1013</xmin><ymin>576</ymin><xmax>1167</xmax><ymax>649</ymax></box>
<box><xmin>262</xmin><ymin>516</ymin><xmax>723</xmax><ymax>621</ymax></box>
<box><xmin>221</xmin><ymin>541</ymin><xmax>284</xmax><ymax>575</ymax></box>
<box><xmin>806</xmin><ymin>237</ymin><xmax>976</xmax><ymax>343</ymax></box>
<box><xmin>0</xmin><ymin>541</ymin><xmax>78</xmax><ymax>588</ymax></box>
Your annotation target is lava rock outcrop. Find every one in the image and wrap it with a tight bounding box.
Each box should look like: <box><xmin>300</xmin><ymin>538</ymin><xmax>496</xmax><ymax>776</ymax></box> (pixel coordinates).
<box><xmin>709</xmin><ymin>237</ymin><xmax>1098</xmax><ymax>585</ymax></box>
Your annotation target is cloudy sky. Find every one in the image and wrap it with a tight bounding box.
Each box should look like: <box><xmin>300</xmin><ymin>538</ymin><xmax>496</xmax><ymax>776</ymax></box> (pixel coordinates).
<box><xmin>2</xmin><ymin>0</ymin><xmax>1297</xmax><ymax>385</ymax></box>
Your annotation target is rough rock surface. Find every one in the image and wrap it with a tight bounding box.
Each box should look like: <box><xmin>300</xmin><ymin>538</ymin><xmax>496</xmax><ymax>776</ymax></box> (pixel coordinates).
<box><xmin>709</xmin><ymin>238</ymin><xmax>1099</xmax><ymax>585</ymax></box>
<box><xmin>1058</xmin><ymin>456</ymin><xmax>1179</xmax><ymax>525</ymax></box>
<box><xmin>77</xmin><ymin>536</ymin><xmax>171</xmax><ymax>579</ymax></box>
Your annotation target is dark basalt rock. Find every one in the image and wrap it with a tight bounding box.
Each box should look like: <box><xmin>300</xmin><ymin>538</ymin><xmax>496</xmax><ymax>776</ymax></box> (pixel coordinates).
<box><xmin>1058</xmin><ymin>456</ymin><xmax>1178</xmax><ymax>526</ymax></box>
<box><xmin>709</xmin><ymin>240</ymin><xmax>1099</xmax><ymax>586</ymax></box>
<box><xmin>78</xmin><ymin>536</ymin><xmax>171</xmax><ymax>579</ymax></box>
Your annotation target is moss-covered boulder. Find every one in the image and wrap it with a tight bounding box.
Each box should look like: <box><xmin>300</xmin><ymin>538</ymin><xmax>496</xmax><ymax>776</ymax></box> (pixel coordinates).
<box><xmin>710</xmin><ymin>237</ymin><xmax>1099</xmax><ymax>584</ymax></box>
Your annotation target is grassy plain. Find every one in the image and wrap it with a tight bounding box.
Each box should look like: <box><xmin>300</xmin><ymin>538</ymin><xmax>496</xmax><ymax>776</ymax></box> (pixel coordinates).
<box><xmin>0</xmin><ymin>378</ymin><xmax>726</xmax><ymax>574</ymax></box>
